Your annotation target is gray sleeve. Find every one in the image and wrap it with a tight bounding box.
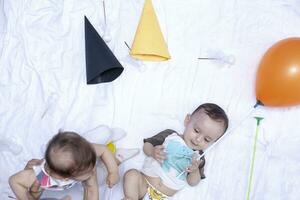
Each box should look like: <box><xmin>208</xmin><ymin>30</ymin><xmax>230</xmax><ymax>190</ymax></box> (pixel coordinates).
<box><xmin>143</xmin><ymin>129</ymin><xmax>175</xmax><ymax>146</ymax></box>
<box><xmin>198</xmin><ymin>151</ymin><xmax>206</xmax><ymax>179</ymax></box>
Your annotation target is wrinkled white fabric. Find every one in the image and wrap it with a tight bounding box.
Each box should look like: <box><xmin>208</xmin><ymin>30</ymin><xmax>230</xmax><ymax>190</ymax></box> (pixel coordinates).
<box><xmin>1</xmin><ymin>0</ymin><xmax>300</xmax><ymax>200</ymax></box>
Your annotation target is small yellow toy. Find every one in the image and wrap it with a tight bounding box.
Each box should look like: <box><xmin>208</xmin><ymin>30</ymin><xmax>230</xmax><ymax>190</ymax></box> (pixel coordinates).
<box><xmin>106</xmin><ymin>141</ymin><xmax>116</xmax><ymax>154</ymax></box>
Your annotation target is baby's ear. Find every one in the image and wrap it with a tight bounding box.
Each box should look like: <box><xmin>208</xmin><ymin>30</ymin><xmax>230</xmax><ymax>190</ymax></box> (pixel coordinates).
<box><xmin>184</xmin><ymin>114</ymin><xmax>191</xmax><ymax>127</ymax></box>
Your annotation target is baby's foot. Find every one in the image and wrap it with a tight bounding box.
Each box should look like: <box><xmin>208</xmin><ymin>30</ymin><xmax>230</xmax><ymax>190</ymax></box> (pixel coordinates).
<box><xmin>109</xmin><ymin>128</ymin><xmax>126</xmax><ymax>143</ymax></box>
<box><xmin>115</xmin><ymin>148</ymin><xmax>140</xmax><ymax>163</ymax></box>
<box><xmin>83</xmin><ymin>125</ymin><xmax>112</xmax><ymax>144</ymax></box>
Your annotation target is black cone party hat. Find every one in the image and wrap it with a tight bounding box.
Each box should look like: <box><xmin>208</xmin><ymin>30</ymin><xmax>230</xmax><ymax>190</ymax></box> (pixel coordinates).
<box><xmin>84</xmin><ymin>16</ymin><xmax>123</xmax><ymax>84</ymax></box>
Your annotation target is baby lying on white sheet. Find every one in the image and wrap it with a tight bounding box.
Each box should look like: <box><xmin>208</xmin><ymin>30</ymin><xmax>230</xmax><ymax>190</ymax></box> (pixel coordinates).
<box><xmin>123</xmin><ymin>103</ymin><xmax>229</xmax><ymax>200</ymax></box>
<box><xmin>9</xmin><ymin>126</ymin><xmax>139</xmax><ymax>200</ymax></box>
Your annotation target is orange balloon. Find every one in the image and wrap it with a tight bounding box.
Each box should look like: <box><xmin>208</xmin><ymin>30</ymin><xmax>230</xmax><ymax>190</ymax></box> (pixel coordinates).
<box><xmin>256</xmin><ymin>38</ymin><xmax>300</xmax><ymax>107</ymax></box>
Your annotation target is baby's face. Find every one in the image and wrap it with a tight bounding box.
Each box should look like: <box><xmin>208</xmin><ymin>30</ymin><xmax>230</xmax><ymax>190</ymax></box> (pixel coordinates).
<box><xmin>183</xmin><ymin>110</ymin><xmax>225</xmax><ymax>151</ymax></box>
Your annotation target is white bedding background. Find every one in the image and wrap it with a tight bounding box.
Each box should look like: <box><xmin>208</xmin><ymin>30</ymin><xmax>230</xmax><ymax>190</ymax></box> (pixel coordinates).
<box><xmin>1</xmin><ymin>0</ymin><xmax>300</xmax><ymax>199</ymax></box>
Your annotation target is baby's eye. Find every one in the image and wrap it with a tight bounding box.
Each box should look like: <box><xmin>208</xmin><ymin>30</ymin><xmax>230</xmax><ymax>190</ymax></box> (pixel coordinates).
<box><xmin>194</xmin><ymin>129</ymin><xmax>200</xmax><ymax>133</ymax></box>
<box><xmin>204</xmin><ymin>138</ymin><xmax>210</xmax><ymax>143</ymax></box>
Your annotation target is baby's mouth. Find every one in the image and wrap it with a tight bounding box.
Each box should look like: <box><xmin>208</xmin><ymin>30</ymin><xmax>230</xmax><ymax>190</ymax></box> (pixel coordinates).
<box><xmin>191</xmin><ymin>141</ymin><xmax>199</xmax><ymax>147</ymax></box>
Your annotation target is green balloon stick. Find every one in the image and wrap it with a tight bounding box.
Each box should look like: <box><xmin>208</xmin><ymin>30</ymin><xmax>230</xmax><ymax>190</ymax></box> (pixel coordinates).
<box><xmin>246</xmin><ymin>116</ymin><xmax>264</xmax><ymax>200</ymax></box>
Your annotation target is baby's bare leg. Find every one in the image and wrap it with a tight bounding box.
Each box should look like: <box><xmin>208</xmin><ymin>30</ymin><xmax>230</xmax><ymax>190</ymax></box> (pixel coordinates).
<box><xmin>114</xmin><ymin>156</ymin><xmax>121</xmax><ymax>165</ymax></box>
<box><xmin>123</xmin><ymin>169</ymin><xmax>147</xmax><ymax>200</ymax></box>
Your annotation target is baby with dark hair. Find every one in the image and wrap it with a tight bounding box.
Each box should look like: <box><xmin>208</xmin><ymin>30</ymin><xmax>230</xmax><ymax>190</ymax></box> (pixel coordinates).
<box><xmin>9</xmin><ymin>128</ymin><xmax>139</xmax><ymax>200</ymax></box>
<box><xmin>45</xmin><ymin>132</ymin><xmax>98</xmax><ymax>180</ymax></box>
<box><xmin>123</xmin><ymin>103</ymin><xmax>229</xmax><ymax>200</ymax></box>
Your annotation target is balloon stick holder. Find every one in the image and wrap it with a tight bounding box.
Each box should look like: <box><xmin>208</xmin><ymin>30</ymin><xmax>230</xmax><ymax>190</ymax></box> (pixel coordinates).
<box><xmin>198</xmin><ymin>49</ymin><xmax>235</xmax><ymax>68</ymax></box>
<box><xmin>254</xmin><ymin>100</ymin><xmax>263</xmax><ymax>108</ymax></box>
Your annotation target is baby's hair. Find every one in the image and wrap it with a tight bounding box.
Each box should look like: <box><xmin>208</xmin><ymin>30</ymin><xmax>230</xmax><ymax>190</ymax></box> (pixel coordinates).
<box><xmin>45</xmin><ymin>131</ymin><xmax>96</xmax><ymax>178</ymax></box>
<box><xmin>192</xmin><ymin>103</ymin><xmax>229</xmax><ymax>132</ymax></box>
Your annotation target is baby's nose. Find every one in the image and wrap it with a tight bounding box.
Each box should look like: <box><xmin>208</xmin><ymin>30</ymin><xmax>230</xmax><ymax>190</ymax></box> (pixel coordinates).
<box><xmin>195</xmin><ymin>135</ymin><xmax>204</xmax><ymax>143</ymax></box>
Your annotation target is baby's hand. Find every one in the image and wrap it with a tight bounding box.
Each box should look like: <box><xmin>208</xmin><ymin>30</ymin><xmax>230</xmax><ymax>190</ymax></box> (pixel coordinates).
<box><xmin>28</xmin><ymin>180</ymin><xmax>43</xmax><ymax>200</ymax></box>
<box><xmin>25</xmin><ymin>159</ymin><xmax>43</xmax><ymax>169</ymax></box>
<box><xmin>151</xmin><ymin>145</ymin><xmax>166</xmax><ymax>163</ymax></box>
<box><xmin>106</xmin><ymin>172</ymin><xmax>119</xmax><ymax>188</ymax></box>
<box><xmin>186</xmin><ymin>154</ymin><xmax>202</xmax><ymax>173</ymax></box>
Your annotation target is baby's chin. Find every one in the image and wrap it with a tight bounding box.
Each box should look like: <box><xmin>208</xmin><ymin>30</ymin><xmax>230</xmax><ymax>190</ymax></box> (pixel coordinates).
<box><xmin>186</xmin><ymin>140</ymin><xmax>201</xmax><ymax>151</ymax></box>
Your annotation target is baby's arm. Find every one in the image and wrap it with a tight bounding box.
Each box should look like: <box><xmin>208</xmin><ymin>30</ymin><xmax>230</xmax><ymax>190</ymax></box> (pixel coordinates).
<box><xmin>143</xmin><ymin>142</ymin><xmax>166</xmax><ymax>163</ymax></box>
<box><xmin>92</xmin><ymin>143</ymin><xmax>119</xmax><ymax>187</ymax></box>
<box><xmin>9</xmin><ymin>169</ymin><xmax>42</xmax><ymax>200</ymax></box>
<box><xmin>186</xmin><ymin>169</ymin><xmax>201</xmax><ymax>186</ymax></box>
<box><xmin>83</xmin><ymin>168</ymin><xmax>99</xmax><ymax>200</ymax></box>
<box><xmin>143</xmin><ymin>129</ymin><xmax>174</xmax><ymax>162</ymax></box>
<box><xmin>186</xmin><ymin>155</ymin><xmax>203</xmax><ymax>186</ymax></box>
<box><xmin>143</xmin><ymin>142</ymin><xmax>155</xmax><ymax>156</ymax></box>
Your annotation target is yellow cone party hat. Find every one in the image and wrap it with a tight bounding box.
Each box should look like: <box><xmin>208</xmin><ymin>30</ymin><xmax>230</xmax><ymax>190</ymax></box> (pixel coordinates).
<box><xmin>130</xmin><ymin>0</ymin><xmax>171</xmax><ymax>61</ymax></box>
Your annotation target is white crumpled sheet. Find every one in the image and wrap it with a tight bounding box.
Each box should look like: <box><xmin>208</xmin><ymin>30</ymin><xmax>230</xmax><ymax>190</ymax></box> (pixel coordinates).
<box><xmin>1</xmin><ymin>0</ymin><xmax>300</xmax><ymax>199</ymax></box>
